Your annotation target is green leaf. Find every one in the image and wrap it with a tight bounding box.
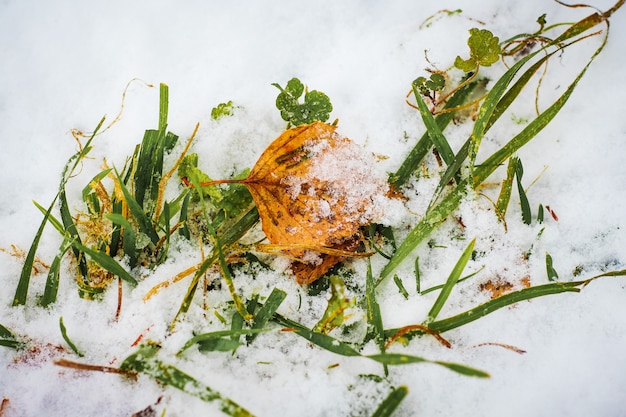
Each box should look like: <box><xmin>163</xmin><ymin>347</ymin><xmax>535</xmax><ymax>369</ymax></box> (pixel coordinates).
<box><xmin>495</xmin><ymin>156</ymin><xmax>519</xmax><ymax>221</ymax></box>
<box><xmin>211</xmin><ymin>101</ymin><xmax>236</xmax><ymax>120</ymax></box>
<box><xmin>393</xmin><ymin>275</ymin><xmax>409</xmax><ymax>299</ymax></box>
<box><xmin>272</xmin><ymin>78</ymin><xmax>333</xmax><ymax>126</ymax></box>
<box><xmin>121</xmin><ymin>344</ymin><xmax>255</xmax><ymax>417</ymax></box>
<box><xmin>0</xmin><ymin>323</ymin><xmax>23</xmax><ymax>349</ymax></box>
<box><xmin>546</xmin><ymin>252</ymin><xmax>559</xmax><ymax>281</ymax></box>
<box><xmin>248</xmin><ymin>288</ymin><xmax>286</xmax><ymax>344</ymax></box>
<box><xmin>515</xmin><ymin>160</ymin><xmax>532</xmax><ymax>225</ymax></box>
<box><xmin>59</xmin><ymin>317</ymin><xmax>84</xmax><ymax>357</ymax></box>
<box><xmin>314</xmin><ymin>276</ymin><xmax>355</xmax><ymax>334</ymax></box>
<box><xmin>455</xmin><ymin>28</ymin><xmax>501</xmax><ymax>72</ymax></box>
<box><xmin>427</xmin><ymin>238</ymin><xmax>475</xmax><ymax>322</ymax></box>
<box><xmin>371</xmin><ymin>386</ymin><xmax>408</xmax><ymax>417</ymax></box>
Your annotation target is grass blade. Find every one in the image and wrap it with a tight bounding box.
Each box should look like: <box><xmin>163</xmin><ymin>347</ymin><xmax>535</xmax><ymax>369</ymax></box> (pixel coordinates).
<box><xmin>427</xmin><ymin>238</ymin><xmax>475</xmax><ymax>322</ymax></box>
<box><xmin>178</xmin><ymin>328</ymin><xmax>272</xmax><ymax>354</ymax></box>
<box><xmin>248</xmin><ymin>288</ymin><xmax>287</xmax><ymax>343</ymax></box>
<box><xmin>428</xmin><ymin>281</ymin><xmax>584</xmax><ymax>334</ymax></box>
<box><xmin>515</xmin><ymin>160</ymin><xmax>532</xmax><ymax>224</ymax></box>
<box><xmin>59</xmin><ymin>316</ymin><xmax>84</xmax><ymax>357</ymax></box>
<box><xmin>391</xmin><ymin>80</ymin><xmax>477</xmax><ymax>187</ymax></box>
<box><xmin>546</xmin><ymin>252</ymin><xmax>559</xmax><ymax>281</ymax></box>
<box><xmin>73</xmin><ymin>242</ymin><xmax>137</xmax><ymax>286</ymax></box>
<box><xmin>41</xmin><ymin>238</ymin><xmax>74</xmax><ymax>307</ymax></box>
<box><xmin>495</xmin><ymin>156</ymin><xmax>518</xmax><ymax>221</ymax></box>
<box><xmin>411</xmin><ymin>83</ymin><xmax>455</xmax><ymax>166</ymax></box>
<box><xmin>121</xmin><ymin>344</ymin><xmax>255</xmax><ymax>417</ymax></box>
<box><xmin>366</xmin><ymin>258</ymin><xmax>387</xmax><ymax>374</ymax></box>
<box><xmin>0</xmin><ymin>323</ymin><xmax>23</xmax><ymax>349</ymax></box>
<box><xmin>371</xmin><ymin>386</ymin><xmax>408</xmax><ymax>417</ymax></box>
<box><xmin>116</xmin><ymin>170</ymin><xmax>160</xmax><ymax>245</ymax></box>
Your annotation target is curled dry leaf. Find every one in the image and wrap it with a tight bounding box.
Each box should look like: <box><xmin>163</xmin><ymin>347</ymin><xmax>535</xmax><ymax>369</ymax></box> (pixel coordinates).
<box><xmin>213</xmin><ymin>121</ymin><xmax>390</xmax><ymax>284</ymax></box>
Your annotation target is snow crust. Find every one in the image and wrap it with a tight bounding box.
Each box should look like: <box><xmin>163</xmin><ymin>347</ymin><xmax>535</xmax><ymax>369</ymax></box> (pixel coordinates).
<box><xmin>1</xmin><ymin>1</ymin><xmax>625</xmax><ymax>416</ymax></box>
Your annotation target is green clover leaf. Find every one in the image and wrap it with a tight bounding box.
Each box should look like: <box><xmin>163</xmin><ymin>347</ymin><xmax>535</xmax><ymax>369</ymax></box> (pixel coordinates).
<box><xmin>272</xmin><ymin>78</ymin><xmax>333</xmax><ymax>126</ymax></box>
<box><xmin>454</xmin><ymin>28</ymin><xmax>501</xmax><ymax>72</ymax></box>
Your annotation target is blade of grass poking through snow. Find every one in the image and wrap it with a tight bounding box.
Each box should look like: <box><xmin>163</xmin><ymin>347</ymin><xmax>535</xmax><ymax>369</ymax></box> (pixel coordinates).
<box><xmin>546</xmin><ymin>252</ymin><xmax>559</xmax><ymax>281</ymax></box>
<box><xmin>60</xmin><ymin>189</ymin><xmax>88</xmax><ymax>284</ymax></box>
<box><xmin>427</xmin><ymin>239</ymin><xmax>475</xmax><ymax>323</ymax></box>
<box><xmin>116</xmin><ymin>170</ymin><xmax>160</xmax><ymax>245</ymax></box>
<box><xmin>173</xmin><ymin>207</ymin><xmax>259</xmax><ymax>324</ymax></box>
<box><xmin>121</xmin><ymin>344</ymin><xmax>254</xmax><ymax>417</ymax></box>
<box><xmin>73</xmin><ymin>241</ymin><xmax>137</xmax><ymax>286</ymax></box>
<box><xmin>0</xmin><ymin>323</ymin><xmax>22</xmax><ymax>349</ymax></box>
<box><xmin>178</xmin><ymin>328</ymin><xmax>272</xmax><ymax>354</ymax></box>
<box><xmin>247</xmin><ymin>288</ymin><xmax>286</xmax><ymax>344</ymax></box>
<box><xmin>365</xmin><ymin>258</ymin><xmax>387</xmax><ymax>374</ymax></box>
<box><xmin>515</xmin><ymin>159</ymin><xmax>532</xmax><ymax>224</ymax></box>
<box><xmin>380</xmin><ymin>15</ymin><xmax>611</xmax><ymax>284</ymax></box>
<box><xmin>371</xmin><ymin>386</ymin><xmax>408</xmax><ymax>417</ymax></box>
<box><xmin>13</xmin><ymin>117</ymin><xmax>106</xmax><ymax>306</ymax></box>
<box><xmin>272</xmin><ymin>313</ymin><xmax>488</xmax><ymax>377</ymax></box>
<box><xmin>41</xmin><ymin>238</ymin><xmax>74</xmax><ymax>307</ymax></box>
<box><xmin>106</xmin><ymin>213</ymin><xmax>138</xmax><ymax>268</ymax></box>
<box><xmin>391</xmin><ymin>79</ymin><xmax>477</xmax><ymax>187</ymax></box>
<box><xmin>59</xmin><ymin>317</ymin><xmax>84</xmax><ymax>357</ymax></box>
<box><xmin>495</xmin><ymin>156</ymin><xmax>519</xmax><ymax>222</ymax></box>
<box><xmin>185</xmin><ymin>172</ymin><xmax>252</xmax><ymax>322</ymax></box>
<box><xmin>410</xmin><ymin>81</ymin><xmax>455</xmax><ymax>166</ymax></box>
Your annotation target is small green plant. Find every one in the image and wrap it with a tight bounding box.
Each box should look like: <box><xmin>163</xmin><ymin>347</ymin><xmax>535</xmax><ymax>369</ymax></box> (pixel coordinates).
<box><xmin>272</xmin><ymin>77</ymin><xmax>333</xmax><ymax>127</ymax></box>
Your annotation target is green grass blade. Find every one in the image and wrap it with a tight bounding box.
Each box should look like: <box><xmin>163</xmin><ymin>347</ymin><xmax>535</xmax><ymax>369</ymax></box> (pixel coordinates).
<box><xmin>106</xmin><ymin>213</ymin><xmax>138</xmax><ymax>267</ymax></box>
<box><xmin>378</xmin><ymin>184</ymin><xmax>467</xmax><ymax>285</ymax></box>
<box><xmin>60</xmin><ymin>189</ymin><xmax>89</xmax><ymax>279</ymax></box>
<box><xmin>73</xmin><ymin>242</ymin><xmax>137</xmax><ymax>286</ymax></box>
<box><xmin>178</xmin><ymin>328</ymin><xmax>272</xmax><ymax>354</ymax></box>
<box><xmin>515</xmin><ymin>160</ymin><xmax>532</xmax><ymax>224</ymax></box>
<box><xmin>371</xmin><ymin>386</ymin><xmax>408</xmax><ymax>417</ymax></box>
<box><xmin>158</xmin><ymin>83</ymin><xmax>169</xmax><ymax>133</ymax></box>
<box><xmin>121</xmin><ymin>344</ymin><xmax>255</xmax><ymax>417</ymax></box>
<box><xmin>41</xmin><ymin>238</ymin><xmax>74</xmax><ymax>307</ymax></box>
<box><xmin>427</xmin><ymin>238</ymin><xmax>475</xmax><ymax>322</ymax></box>
<box><xmin>545</xmin><ymin>252</ymin><xmax>559</xmax><ymax>281</ymax></box>
<box><xmin>366</xmin><ymin>258</ymin><xmax>387</xmax><ymax>374</ymax></box>
<box><xmin>367</xmin><ymin>353</ymin><xmax>489</xmax><ymax>377</ymax></box>
<box><xmin>272</xmin><ymin>313</ymin><xmax>361</xmax><ymax>357</ymax></box>
<box><xmin>116</xmin><ymin>170</ymin><xmax>160</xmax><ymax>245</ymax></box>
<box><xmin>13</xmin><ymin>201</ymin><xmax>55</xmax><ymax>306</ymax></box>
<box><xmin>411</xmin><ymin>83</ymin><xmax>455</xmax><ymax>166</ymax></box>
<box><xmin>495</xmin><ymin>156</ymin><xmax>518</xmax><ymax>220</ymax></box>
<box><xmin>391</xmin><ymin>80</ymin><xmax>477</xmax><ymax>187</ymax></box>
<box><xmin>247</xmin><ymin>288</ymin><xmax>286</xmax><ymax>344</ymax></box>
<box><xmin>428</xmin><ymin>281</ymin><xmax>585</xmax><ymax>334</ymax></box>
<box><xmin>59</xmin><ymin>316</ymin><xmax>84</xmax><ymax>357</ymax></box>
<box><xmin>0</xmin><ymin>323</ymin><xmax>23</xmax><ymax>349</ymax></box>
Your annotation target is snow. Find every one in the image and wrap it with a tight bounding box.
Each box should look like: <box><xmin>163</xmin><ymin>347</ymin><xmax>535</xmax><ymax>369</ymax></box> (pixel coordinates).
<box><xmin>1</xmin><ymin>1</ymin><xmax>626</xmax><ymax>416</ymax></box>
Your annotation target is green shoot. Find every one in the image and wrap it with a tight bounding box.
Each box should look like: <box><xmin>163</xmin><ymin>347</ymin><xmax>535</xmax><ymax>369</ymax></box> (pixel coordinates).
<box><xmin>454</xmin><ymin>28</ymin><xmax>502</xmax><ymax>72</ymax></box>
<box><xmin>546</xmin><ymin>252</ymin><xmax>559</xmax><ymax>281</ymax></box>
<box><xmin>393</xmin><ymin>275</ymin><xmax>409</xmax><ymax>299</ymax></box>
<box><xmin>371</xmin><ymin>386</ymin><xmax>409</xmax><ymax>417</ymax></box>
<box><xmin>0</xmin><ymin>323</ymin><xmax>22</xmax><ymax>349</ymax></box>
<box><xmin>272</xmin><ymin>78</ymin><xmax>333</xmax><ymax>127</ymax></box>
<box><xmin>59</xmin><ymin>317</ymin><xmax>84</xmax><ymax>357</ymax></box>
<box><xmin>515</xmin><ymin>159</ymin><xmax>532</xmax><ymax>224</ymax></box>
<box><xmin>314</xmin><ymin>276</ymin><xmax>355</xmax><ymax>334</ymax></box>
<box><xmin>211</xmin><ymin>101</ymin><xmax>236</xmax><ymax>120</ymax></box>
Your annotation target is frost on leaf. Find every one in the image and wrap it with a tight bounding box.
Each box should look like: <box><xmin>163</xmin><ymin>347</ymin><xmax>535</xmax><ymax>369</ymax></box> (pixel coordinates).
<box><xmin>454</xmin><ymin>28</ymin><xmax>501</xmax><ymax>72</ymax></box>
<box><xmin>243</xmin><ymin>122</ymin><xmax>388</xmax><ymax>284</ymax></box>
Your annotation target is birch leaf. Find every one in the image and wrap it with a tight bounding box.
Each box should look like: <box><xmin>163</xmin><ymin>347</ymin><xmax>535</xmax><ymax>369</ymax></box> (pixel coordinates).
<box><xmin>242</xmin><ymin>122</ymin><xmax>388</xmax><ymax>284</ymax></box>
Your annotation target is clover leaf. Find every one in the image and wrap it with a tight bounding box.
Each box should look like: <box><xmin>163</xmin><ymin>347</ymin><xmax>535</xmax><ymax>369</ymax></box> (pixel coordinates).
<box><xmin>454</xmin><ymin>28</ymin><xmax>501</xmax><ymax>72</ymax></box>
<box><xmin>414</xmin><ymin>73</ymin><xmax>446</xmax><ymax>97</ymax></box>
<box><xmin>272</xmin><ymin>78</ymin><xmax>333</xmax><ymax>127</ymax></box>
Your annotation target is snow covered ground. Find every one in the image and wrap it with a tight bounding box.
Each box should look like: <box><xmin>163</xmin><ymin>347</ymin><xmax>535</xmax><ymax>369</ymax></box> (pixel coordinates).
<box><xmin>1</xmin><ymin>1</ymin><xmax>625</xmax><ymax>416</ymax></box>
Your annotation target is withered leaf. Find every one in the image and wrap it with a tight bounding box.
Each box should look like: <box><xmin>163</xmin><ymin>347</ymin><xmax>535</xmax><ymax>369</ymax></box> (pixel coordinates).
<box><xmin>240</xmin><ymin>122</ymin><xmax>388</xmax><ymax>284</ymax></box>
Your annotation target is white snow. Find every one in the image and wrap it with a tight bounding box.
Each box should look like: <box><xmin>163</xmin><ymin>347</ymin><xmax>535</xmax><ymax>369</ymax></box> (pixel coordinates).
<box><xmin>1</xmin><ymin>1</ymin><xmax>626</xmax><ymax>416</ymax></box>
